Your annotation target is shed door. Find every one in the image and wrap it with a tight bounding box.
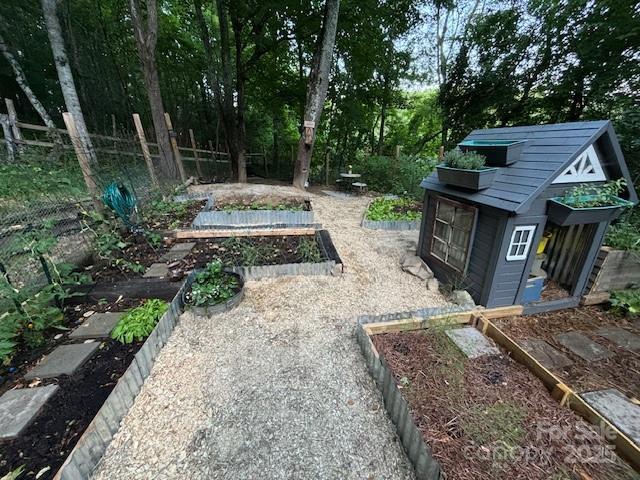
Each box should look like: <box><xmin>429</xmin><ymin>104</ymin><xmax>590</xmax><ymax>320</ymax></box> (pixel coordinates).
<box><xmin>542</xmin><ymin>223</ymin><xmax>597</xmax><ymax>294</ymax></box>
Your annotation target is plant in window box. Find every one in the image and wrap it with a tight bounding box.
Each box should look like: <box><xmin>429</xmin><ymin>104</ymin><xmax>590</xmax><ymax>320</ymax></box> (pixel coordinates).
<box><xmin>548</xmin><ymin>179</ymin><xmax>634</xmax><ymax>226</ymax></box>
<box><xmin>436</xmin><ymin>149</ymin><xmax>498</xmax><ymax>191</ymax></box>
<box><xmin>184</xmin><ymin>260</ymin><xmax>244</xmax><ymax>316</ymax></box>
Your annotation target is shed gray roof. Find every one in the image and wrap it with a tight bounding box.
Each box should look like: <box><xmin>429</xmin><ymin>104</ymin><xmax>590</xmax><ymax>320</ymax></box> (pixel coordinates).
<box><xmin>420</xmin><ymin>120</ymin><xmax>638</xmax><ymax>213</ymax></box>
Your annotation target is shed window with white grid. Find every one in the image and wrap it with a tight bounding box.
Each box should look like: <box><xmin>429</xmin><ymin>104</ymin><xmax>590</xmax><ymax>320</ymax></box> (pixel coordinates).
<box><xmin>506</xmin><ymin>225</ymin><xmax>536</xmax><ymax>261</ymax></box>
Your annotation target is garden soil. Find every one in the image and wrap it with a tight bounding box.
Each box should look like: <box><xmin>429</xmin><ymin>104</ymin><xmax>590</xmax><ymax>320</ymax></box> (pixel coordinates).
<box><xmin>92</xmin><ymin>183</ymin><xmax>449</xmax><ymax>480</ymax></box>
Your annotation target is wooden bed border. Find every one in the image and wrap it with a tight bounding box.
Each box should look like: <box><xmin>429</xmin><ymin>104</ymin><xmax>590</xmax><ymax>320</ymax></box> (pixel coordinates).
<box><xmin>361</xmin><ymin>305</ymin><xmax>640</xmax><ymax>472</ymax></box>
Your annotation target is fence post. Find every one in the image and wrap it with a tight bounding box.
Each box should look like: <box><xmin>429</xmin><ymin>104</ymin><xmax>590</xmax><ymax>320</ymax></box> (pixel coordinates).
<box><xmin>132</xmin><ymin>113</ymin><xmax>159</xmax><ymax>188</ymax></box>
<box><xmin>163</xmin><ymin>112</ymin><xmax>187</xmax><ymax>183</ymax></box>
<box><xmin>208</xmin><ymin>140</ymin><xmax>218</xmax><ymax>179</ymax></box>
<box><xmin>0</xmin><ymin>114</ymin><xmax>15</xmax><ymax>162</ymax></box>
<box><xmin>189</xmin><ymin>128</ymin><xmax>203</xmax><ymax>179</ymax></box>
<box><xmin>62</xmin><ymin>112</ymin><xmax>101</xmax><ymax>208</ymax></box>
<box><xmin>4</xmin><ymin>99</ymin><xmax>22</xmax><ymax>145</ymax></box>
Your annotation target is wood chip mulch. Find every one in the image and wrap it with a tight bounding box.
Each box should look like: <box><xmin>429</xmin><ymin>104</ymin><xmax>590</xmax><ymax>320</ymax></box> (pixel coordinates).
<box><xmin>373</xmin><ymin>330</ymin><xmax>638</xmax><ymax>480</ymax></box>
<box><xmin>494</xmin><ymin>306</ymin><xmax>640</xmax><ymax>398</ymax></box>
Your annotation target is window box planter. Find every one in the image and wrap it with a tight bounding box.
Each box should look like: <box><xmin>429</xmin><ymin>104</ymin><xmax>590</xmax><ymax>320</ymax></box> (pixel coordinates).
<box><xmin>458</xmin><ymin>140</ymin><xmax>526</xmax><ymax>166</ymax></box>
<box><xmin>436</xmin><ymin>164</ymin><xmax>498</xmax><ymax>191</ymax></box>
<box><xmin>547</xmin><ymin>196</ymin><xmax>633</xmax><ymax>226</ymax></box>
<box><xmin>184</xmin><ymin>270</ymin><xmax>245</xmax><ymax>316</ymax></box>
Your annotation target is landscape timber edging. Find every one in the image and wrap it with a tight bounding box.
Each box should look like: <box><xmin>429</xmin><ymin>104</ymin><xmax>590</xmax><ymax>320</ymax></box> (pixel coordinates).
<box><xmin>356</xmin><ymin>323</ymin><xmax>442</xmax><ymax>480</ymax></box>
<box><xmin>53</xmin><ymin>272</ymin><xmax>196</xmax><ymax>480</ymax></box>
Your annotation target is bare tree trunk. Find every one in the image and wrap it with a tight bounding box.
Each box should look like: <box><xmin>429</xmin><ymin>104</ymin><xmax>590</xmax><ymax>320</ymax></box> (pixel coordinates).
<box><xmin>41</xmin><ymin>0</ymin><xmax>96</xmax><ymax>163</ymax></box>
<box><xmin>129</xmin><ymin>0</ymin><xmax>177</xmax><ymax>181</ymax></box>
<box><xmin>292</xmin><ymin>0</ymin><xmax>340</xmax><ymax>190</ymax></box>
<box><xmin>0</xmin><ymin>27</ymin><xmax>63</xmax><ymax>148</ymax></box>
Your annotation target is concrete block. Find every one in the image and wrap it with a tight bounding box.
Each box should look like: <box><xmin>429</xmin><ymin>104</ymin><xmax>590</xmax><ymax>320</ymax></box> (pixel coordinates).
<box><xmin>143</xmin><ymin>263</ymin><xmax>169</xmax><ymax>278</ymax></box>
<box><xmin>596</xmin><ymin>327</ymin><xmax>640</xmax><ymax>352</ymax></box>
<box><xmin>445</xmin><ymin>327</ymin><xmax>500</xmax><ymax>358</ymax></box>
<box><xmin>554</xmin><ymin>331</ymin><xmax>614</xmax><ymax>362</ymax></box>
<box><xmin>0</xmin><ymin>385</ymin><xmax>58</xmax><ymax>440</ymax></box>
<box><xmin>582</xmin><ymin>389</ymin><xmax>640</xmax><ymax>444</ymax></box>
<box><xmin>25</xmin><ymin>343</ymin><xmax>100</xmax><ymax>380</ymax></box>
<box><xmin>520</xmin><ymin>338</ymin><xmax>573</xmax><ymax>369</ymax></box>
<box><xmin>69</xmin><ymin>312</ymin><xmax>123</xmax><ymax>339</ymax></box>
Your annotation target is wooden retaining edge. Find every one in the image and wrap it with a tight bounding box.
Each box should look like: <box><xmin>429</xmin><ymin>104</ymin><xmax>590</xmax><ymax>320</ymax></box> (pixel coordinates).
<box><xmin>356</xmin><ymin>324</ymin><xmax>442</xmax><ymax>480</ymax></box>
<box><xmin>53</xmin><ymin>272</ymin><xmax>196</xmax><ymax>480</ymax></box>
<box><xmin>473</xmin><ymin>314</ymin><xmax>640</xmax><ymax>472</ymax></box>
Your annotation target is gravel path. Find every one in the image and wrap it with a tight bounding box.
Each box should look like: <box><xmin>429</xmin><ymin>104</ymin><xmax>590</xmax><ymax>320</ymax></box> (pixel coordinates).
<box><xmin>92</xmin><ymin>185</ymin><xmax>449</xmax><ymax>479</ymax></box>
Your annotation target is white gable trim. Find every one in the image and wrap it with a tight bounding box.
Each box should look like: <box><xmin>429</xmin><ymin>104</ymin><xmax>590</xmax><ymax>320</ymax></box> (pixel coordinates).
<box><xmin>552</xmin><ymin>144</ymin><xmax>606</xmax><ymax>184</ymax></box>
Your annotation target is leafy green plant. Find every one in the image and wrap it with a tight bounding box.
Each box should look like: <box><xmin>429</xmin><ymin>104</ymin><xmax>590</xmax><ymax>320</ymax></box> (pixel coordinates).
<box><xmin>442</xmin><ymin>149</ymin><xmax>487</xmax><ymax>170</ymax></box>
<box><xmin>605</xmin><ymin>220</ymin><xmax>640</xmax><ymax>251</ymax></box>
<box><xmin>220</xmin><ymin>237</ymin><xmax>278</xmax><ymax>266</ymax></box>
<box><xmin>557</xmin><ymin>178</ymin><xmax>628</xmax><ymax>208</ymax></box>
<box><xmin>111</xmin><ymin>299</ymin><xmax>169</xmax><ymax>344</ymax></box>
<box><xmin>1</xmin><ymin>465</ymin><xmax>25</xmax><ymax>480</ymax></box>
<box><xmin>609</xmin><ymin>289</ymin><xmax>640</xmax><ymax>315</ymax></box>
<box><xmin>366</xmin><ymin>197</ymin><xmax>422</xmax><ymax>221</ymax></box>
<box><xmin>297</xmin><ymin>237</ymin><xmax>323</xmax><ymax>263</ymax></box>
<box><xmin>142</xmin><ymin>198</ymin><xmax>199</xmax><ymax>229</ymax></box>
<box><xmin>187</xmin><ymin>261</ymin><xmax>239</xmax><ymax>306</ymax></box>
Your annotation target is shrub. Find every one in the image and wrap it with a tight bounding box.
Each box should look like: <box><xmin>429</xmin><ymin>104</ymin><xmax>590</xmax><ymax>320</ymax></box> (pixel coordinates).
<box><xmin>366</xmin><ymin>197</ymin><xmax>422</xmax><ymax>221</ymax></box>
<box><xmin>111</xmin><ymin>299</ymin><xmax>169</xmax><ymax>344</ymax></box>
<box><xmin>609</xmin><ymin>289</ymin><xmax>640</xmax><ymax>315</ymax></box>
<box><xmin>605</xmin><ymin>220</ymin><xmax>640</xmax><ymax>251</ymax></box>
<box><xmin>188</xmin><ymin>261</ymin><xmax>239</xmax><ymax>306</ymax></box>
<box><xmin>558</xmin><ymin>178</ymin><xmax>628</xmax><ymax>208</ymax></box>
<box><xmin>442</xmin><ymin>149</ymin><xmax>486</xmax><ymax>170</ymax></box>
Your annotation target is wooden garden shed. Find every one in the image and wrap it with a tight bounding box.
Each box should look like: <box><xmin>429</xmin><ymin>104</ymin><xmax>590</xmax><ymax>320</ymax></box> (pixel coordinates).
<box><xmin>418</xmin><ymin>121</ymin><xmax>638</xmax><ymax>313</ymax></box>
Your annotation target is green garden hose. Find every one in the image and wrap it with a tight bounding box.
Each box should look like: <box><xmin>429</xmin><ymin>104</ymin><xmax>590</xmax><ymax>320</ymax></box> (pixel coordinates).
<box><xmin>102</xmin><ymin>182</ymin><xmax>138</xmax><ymax>229</ymax></box>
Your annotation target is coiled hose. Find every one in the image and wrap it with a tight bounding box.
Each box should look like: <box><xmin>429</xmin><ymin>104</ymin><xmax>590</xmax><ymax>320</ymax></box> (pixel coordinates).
<box><xmin>102</xmin><ymin>182</ymin><xmax>138</xmax><ymax>230</ymax></box>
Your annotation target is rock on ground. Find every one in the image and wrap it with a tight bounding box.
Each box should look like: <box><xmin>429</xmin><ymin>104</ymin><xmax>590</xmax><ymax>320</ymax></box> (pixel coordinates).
<box><xmin>92</xmin><ymin>185</ymin><xmax>449</xmax><ymax>480</ymax></box>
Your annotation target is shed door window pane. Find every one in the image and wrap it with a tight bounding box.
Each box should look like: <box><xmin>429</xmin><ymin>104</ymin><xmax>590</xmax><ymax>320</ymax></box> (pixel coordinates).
<box><xmin>429</xmin><ymin>198</ymin><xmax>476</xmax><ymax>272</ymax></box>
<box><xmin>506</xmin><ymin>225</ymin><xmax>536</xmax><ymax>261</ymax></box>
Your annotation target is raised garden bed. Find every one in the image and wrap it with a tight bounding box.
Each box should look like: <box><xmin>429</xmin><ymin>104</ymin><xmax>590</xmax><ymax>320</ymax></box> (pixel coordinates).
<box><xmin>192</xmin><ymin>196</ymin><xmax>314</xmax><ymax>229</ymax></box>
<box><xmin>141</xmin><ymin>198</ymin><xmax>207</xmax><ymax>231</ymax></box>
<box><xmin>362</xmin><ymin>197</ymin><xmax>422</xmax><ymax>231</ymax></box>
<box><xmin>493</xmin><ymin>305</ymin><xmax>640</xmax><ymax>398</ymax></box>
<box><xmin>358</xmin><ymin>312</ymin><xmax>639</xmax><ymax>479</ymax></box>
<box><xmin>176</xmin><ymin>231</ymin><xmax>342</xmax><ymax>279</ymax></box>
<box><xmin>184</xmin><ymin>262</ymin><xmax>245</xmax><ymax>316</ymax></box>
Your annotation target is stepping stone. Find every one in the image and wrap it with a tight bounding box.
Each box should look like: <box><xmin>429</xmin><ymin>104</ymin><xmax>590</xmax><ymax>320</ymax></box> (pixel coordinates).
<box><xmin>520</xmin><ymin>338</ymin><xmax>573</xmax><ymax>369</ymax></box>
<box><xmin>0</xmin><ymin>385</ymin><xmax>59</xmax><ymax>440</ymax></box>
<box><xmin>445</xmin><ymin>327</ymin><xmax>500</xmax><ymax>358</ymax></box>
<box><xmin>69</xmin><ymin>312</ymin><xmax>123</xmax><ymax>339</ymax></box>
<box><xmin>24</xmin><ymin>343</ymin><xmax>100</xmax><ymax>380</ymax></box>
<box><xmin>596</xmin><ymin>327</ymin><xmax>640</xmax><ymax>352</ymax></box>
<box><xmin>143</xmin><ymin>263</ymin><xmax>169</xmax><ymax>278</ymax></box>
<box><xmin>554</xmin><ymin>332</ymin><xmax>614</xmax><ymax>362</ymax></box>
<box><xmin>582</xmin><ymin>389</ymin><xmax>640</xmax><ymax>445</ymax></box>
<box><xmin>159</xmin><ymin>242</ymin><xmax>196</xmax><ymax>262</ymax></box>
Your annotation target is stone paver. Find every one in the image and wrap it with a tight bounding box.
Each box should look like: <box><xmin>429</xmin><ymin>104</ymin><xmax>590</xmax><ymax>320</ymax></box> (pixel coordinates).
<box><xmin>520</xmin><ymin>338</ymin><xmax>573</xmax><ymax>369</ymax></box>
<box><xmin>70</xmin><ymin>312</ymin><xmax>123</xmax><ymax>339</ymax></box>
<box><xmin>445</xmin><ymin>327</ymin><xmax>500</xmax><ymax>358</ymax></box>
<box><xmin>0</xmin><ymin>385</ymin><xmax>59</xmax><ymax>440</ymax></box>
<box><xmin>25</xmin><ymin>342</ymin><xmax>100</xmax><ymax>380</ymax></box>
<box><xmin>582</xmin><ymin>389</ymin><xmax>640</xmax><ymax>445</ymax></box>
<box><xmin>143</xmin><ymin>263</ymin><xmax>169</xmax><ymax>278</ymax></box>
<box><xmin>159</xmin><ymin>242</ymin><xmax>196</xmax><ymax>262</ymax></box>
<box><xmin>554</xmin><ymin>331</ymin><xmax>614</xmax><ymax>362</ymax></box>
<box><xmin>596</xmin><ymin>327</ymin><xmax>640</xmax><ymax>352</ymax></box>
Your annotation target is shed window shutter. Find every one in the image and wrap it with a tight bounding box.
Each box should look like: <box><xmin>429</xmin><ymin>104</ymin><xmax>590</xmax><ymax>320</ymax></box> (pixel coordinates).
<box><xmin>552</xmin><ymin>145</ymin><xmax>606</xmax><ymax>184</ymax></box>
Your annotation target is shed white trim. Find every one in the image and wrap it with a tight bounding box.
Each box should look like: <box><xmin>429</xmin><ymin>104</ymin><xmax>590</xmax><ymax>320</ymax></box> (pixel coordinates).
<box><xmin>552</xmin><ymin>145</ymin><xmax>606</xmax><ymax>184</ymax></box>
<box><xmin>506</xmin><ymin>225</ymin><xmax>536</xmax><ymax>261</ymax></box>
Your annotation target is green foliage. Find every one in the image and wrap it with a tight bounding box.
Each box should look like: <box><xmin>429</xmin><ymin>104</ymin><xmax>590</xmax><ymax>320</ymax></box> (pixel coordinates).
<box><xmin>351</xmin><ymin>154</ymin><xmax>436</xmax><ymax>199</ymax></box>
<box><xmin>365</xmin><ymin>197</ymin><xmax>422</xmax><ymax>221</ymax></box>
<box><xmin>442</xmin><ymin>149</ymin><xmax>486</xmax><ymax>170</ymax></box>
<box><xmin>605</xmin><ymin>219</ymin><xmax>640</xmax><ymax>251</ymax></box>
<box><xmin>558</xmin><ymin>179</ymin><xmax>628</xmax><ymax>208</ymax></box>
<box><xmin>220</xmin><ymin>237</ymin><xmax>278</xmax><ymax>267</ymax></box>
<box><xmin>219</xmin><ymin>201</ymin><xmax>304</xmax><ymax>211</ymax></box>
<box><xmin>297</xmin><ymin>238</ymin><xmax>323</xmax><ymax>263</ymax></box>
<box><xmin>1</xmin><ymin>465</ymin><xmax>25</xmax><ymax>480</ymax></box>
<box><xmin>111</xmin><ymin>299</ymin><xmax>169</xmax><ymax>344</ymax></box>
<box><xmin>188</xmin><ymin>261</ymin><xmax>239</xmax><ymax>306</ymax></box>
<box><xmin>142</xmin><ymin>199</ymin><xmax>198</xmax><ymax>230</ymax></box>
<box><xmin>609</xmin><ymin>289</ymin><xmax>640</xmax><ymax>316</ymax></box>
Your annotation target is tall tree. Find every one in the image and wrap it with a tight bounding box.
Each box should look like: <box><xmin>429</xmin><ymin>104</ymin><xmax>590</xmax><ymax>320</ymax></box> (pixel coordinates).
<box><xmin>129</xmin><ymin>0</ymin><xmax>178</xmax><ymax>180</ymax></box>
<box><xmin>0</xmin><ymin>22</ymin><xmax>62</xmax><ymax>148</ymax></box>
<box><xmin>293</xmin><ymin>0</ymin><xmax>340</xmax><ymax>189</ymax></box>
<box><xmin>41</xmin><ymin>0</ymin><xmax>96</xmax><ymax>162</ymax></box>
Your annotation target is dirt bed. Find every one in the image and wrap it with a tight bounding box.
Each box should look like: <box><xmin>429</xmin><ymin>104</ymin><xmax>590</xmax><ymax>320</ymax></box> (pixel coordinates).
<box><xmin>373</xmin><ymin>330</ymin><xmax>638</xmax><ymax>480</ymax></box>
<box><xmin>211</xmin><ymin>198</ymin><xmax>310</xmax><ymax>211</ymax></box>
<box><xmin>140</xmin><ymin>200</ymin><xmax>206</xmax><ymax>230</ymax></box>
<box><xmin>179</xmin><ymin>235</ymin><xmax>326</xmax><ymax>268</ymax></box>
<box><xmin>0</xmin><ymin>339</ymin><xmax>142</xmax><ymax>479</ymax></box>
<box><xmin>494</xmin><ymin>306</ymin><xmax>640</xmax><ymax>397</ymax></box>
